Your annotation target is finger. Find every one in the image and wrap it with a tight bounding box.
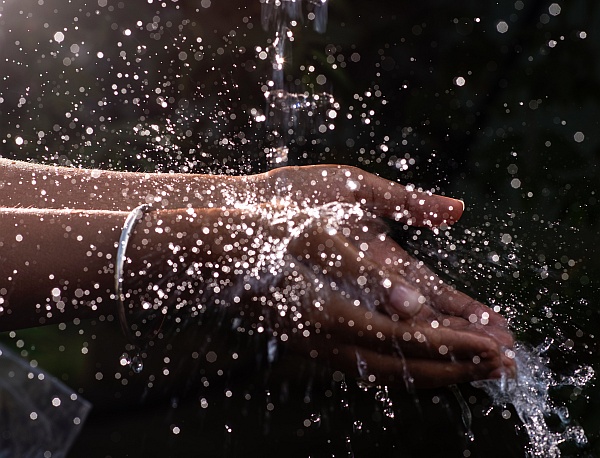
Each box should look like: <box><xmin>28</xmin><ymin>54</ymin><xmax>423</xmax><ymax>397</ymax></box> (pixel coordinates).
<box><xmin>404</xmin><ymin>356</ymin><xmax>511</xmax><ymax>388</ymax></box>
<box><xmin>418</xmin><ymin>281</ymin><xmax>514</xmax><ymax>348</ymax></box>
<box><xmin>266</xmin><ymin>165</ymin><xmax>463</xmax><ymax>227</ymax></box>
<box><xmin>316</xmin><ymin>292</ymin><xmax>506</xmax><ymax>363</ymax></box>
<box><xmin>350</xmin><ymin>169</ymin><xmax>464</xmax><ymax>227</ymax></box>
<box><xmin>295</xmin><ymin>342</ymin><xmax>510</xmax><ymax>389</ymax></box>
<box><xmin>361</xmin><ymin>234</ymin><xmax>514</xmax><ymax>347</ymax></box>
<box><xmin>427</xmin><ymin>284</ymin><xmax>508</xmax><ymax>327</ymax></box>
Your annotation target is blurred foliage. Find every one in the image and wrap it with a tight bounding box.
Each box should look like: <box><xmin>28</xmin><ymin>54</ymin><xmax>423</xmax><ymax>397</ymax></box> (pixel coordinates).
<box><xmin>1</xmin><ymin>0</ymin><xmax>600</xmax><ymax>456</ymax></box>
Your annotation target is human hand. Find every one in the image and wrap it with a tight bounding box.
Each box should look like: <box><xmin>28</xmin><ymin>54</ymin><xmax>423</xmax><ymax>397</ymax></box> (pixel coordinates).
<box><xmin>359</xmin><ymin>229</ymin><xmax>515</xmax><ymax>352</ymax></box>
<box><xmin>255</xmin><ymin>165</ymin><xmax>515</xmax><ymax>379</ymax></box>
<box><xmin>257</xmin><ymin>164</ymin><xmax>464</xmax><ymax>227</ymax></box>
<box><xmin>122</xmin><ymin>203</ymin><xmax>512</xmax><ymax>389</ymax></box>
<box><xmin>278</xmin><ymin>211</ymin><xmax>514</xmax><ymax>387</ymax></box>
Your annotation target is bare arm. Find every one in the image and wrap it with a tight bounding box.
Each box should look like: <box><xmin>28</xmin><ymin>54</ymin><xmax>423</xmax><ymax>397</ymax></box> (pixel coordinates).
<box><xmin>0</xmin><ymin>158</ymin><xmax>256</xmax><ymax>211</ymax></box>
<box><xmin>0</xmin><ymin>208</ymin><xmax>127</xmax><ymax>329</ymax></box>
<box><xmin>0</xmin><ymin>203</ymin><xmax>514</xmax><ymax>386</ymax></box>
<box><xmin>0</xmin><ymin>160</ymin><xmax>462</xmax><ymax>229</ymax></box>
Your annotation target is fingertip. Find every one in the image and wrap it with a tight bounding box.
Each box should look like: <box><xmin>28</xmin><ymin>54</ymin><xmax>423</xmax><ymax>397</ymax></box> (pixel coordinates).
<box><xmin>502</xmin><ymin>348</ymin><xmax>518</xmax><ymax>375</ymax></box>
<box><xmin>455</xmin><ymin>198</ymin><xmax>465</xmax><ymax>211</ymax></box>
<box><xmin>456</xmin><ymin>198</ymin><xmax>465</xmax><ymax>216</ymax></box>
<box><xmin>477</xmin><ymin>345</ymin><xmax>517</xmax><ymax>381</ymax></box>
<box><xmin>420</xmin><ymin>196</ymin><xmax>464</xmax><ymax>228</ymax></box>
<box><xmin>483</xmin><ymin>327</ymin><xmax>515</xmax><ymax>349</ymax></box>
<box><xmin>445</xmin><ymin>197</ymin><xmax>464</xmax><ymax>224</ymax></box>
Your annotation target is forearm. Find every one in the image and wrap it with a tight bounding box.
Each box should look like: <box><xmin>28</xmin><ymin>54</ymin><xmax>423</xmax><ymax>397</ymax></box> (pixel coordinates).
<box><xmin>0</xmin><ymin>208</ymin><xmax>127</xmax><ymax>330</ymax></box>
<box><xmin>0</xmin><ymin>206</ymin><xmax>252</xmax><ymax>332</ymax></box>
<box><xmin>0</xmin><ymin>158</ymin><xmax>262</xmax><ymax>211</ymax></box>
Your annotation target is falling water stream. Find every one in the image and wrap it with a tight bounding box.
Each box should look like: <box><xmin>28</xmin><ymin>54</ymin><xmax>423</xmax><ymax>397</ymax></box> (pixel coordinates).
<box><xmin>260</xmin><ymin>0</ymin><xmax>334</xmax><ymax>168</ymax></box>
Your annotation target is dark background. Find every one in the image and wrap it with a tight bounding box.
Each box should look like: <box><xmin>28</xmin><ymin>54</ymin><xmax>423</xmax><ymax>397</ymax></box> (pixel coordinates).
<box><xmin>0</xmin><ymin>0</ymin><xmax>599</xmax><ymax>456</ymax></box>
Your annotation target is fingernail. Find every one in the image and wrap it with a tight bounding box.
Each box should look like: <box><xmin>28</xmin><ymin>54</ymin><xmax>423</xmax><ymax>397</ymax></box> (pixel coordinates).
<box><xmin>447</xmin><ymin>198</ymin><xmax>464</xmax><ymax>221</ymax></box>
<box><xmin>390</xmin><ymin>284</ymin><xmax>423</xmax><ymax>317</ymax></box>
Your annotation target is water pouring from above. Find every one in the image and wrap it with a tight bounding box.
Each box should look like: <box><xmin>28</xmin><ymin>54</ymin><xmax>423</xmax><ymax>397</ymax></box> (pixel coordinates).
<box><xmin>260</xmin><ymin>0</ymin><xmax>335</xmax><ymax>169</ymax></box>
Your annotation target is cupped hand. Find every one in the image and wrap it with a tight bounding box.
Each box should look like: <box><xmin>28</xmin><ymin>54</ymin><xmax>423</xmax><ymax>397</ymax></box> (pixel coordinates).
<box><xmin>349</xmin><ymin>212</ymin><xmax>515</xmax><ymax>351</ymax></box>
<box><xmin>276</xmin><ymin>212</ymin><xmax>514</xmax><ymax>387</ymax></box>
<box><xmin>257</xmin><ymin>164</ymin><xmax>515</xmax><ymax>377</ymax></box>
<box><xmin>123</xmin><ymin>202</ymin><xmax>513</xmax><ymax>389</ymax></box>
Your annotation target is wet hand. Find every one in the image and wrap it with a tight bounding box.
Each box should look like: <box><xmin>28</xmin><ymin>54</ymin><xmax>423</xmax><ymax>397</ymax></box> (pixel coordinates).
<box><xmin>123</xmin><ymin>204</ymin><xmax>513</xmax><ymax>389</ymax></box>
<box><xmin>276</xmin><ymin>214</ymin><xmax>514</xmax><ymax>388</ymax></box>
<box><xmin>259</xmin><ymin>164</ymin><xmax>464</xmax><ymax>227</ymax></box>
<box><xmin>354</xmin><ymin>215</ymin><xmax>515</xmax><ymax>351</ymax></box>
<box><xmin>258</xmin><ymin>165</ymin><xmax>515</xmax><ymax>378</ymax></box>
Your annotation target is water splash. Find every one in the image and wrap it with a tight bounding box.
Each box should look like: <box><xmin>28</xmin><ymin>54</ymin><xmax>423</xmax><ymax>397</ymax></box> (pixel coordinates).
<box><xmin>473</xmin><ymin>342</ymin><xmax>594</xmax><ymax>457</ymax></box>
<box><xmin>391</xmin><ymin>217</ymin><xmax>596</xmax><ymax>455</ymax></box>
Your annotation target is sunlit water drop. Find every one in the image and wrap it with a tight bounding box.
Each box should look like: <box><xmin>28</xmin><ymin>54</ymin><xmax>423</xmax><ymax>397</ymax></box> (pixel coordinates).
<box><xmin>308</xmin><ymin>412</ymin><xmax>321</xmax><ymax>428</ymax></box>
<box><xmin>119</xmin><ymin>352</ymin><xmax>131</xmax><ymax>367</ymax></box>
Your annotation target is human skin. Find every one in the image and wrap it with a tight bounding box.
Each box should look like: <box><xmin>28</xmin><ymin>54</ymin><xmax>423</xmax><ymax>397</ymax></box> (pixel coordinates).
<box><xmin>0</xmin><ymin>159</ymin><xmax>462</xmax><ymax>222</ymax></box>
<box><xmin>0</xmin><ymin>159</ymin><xmax>516</xmax><ymax>387</ymax></box>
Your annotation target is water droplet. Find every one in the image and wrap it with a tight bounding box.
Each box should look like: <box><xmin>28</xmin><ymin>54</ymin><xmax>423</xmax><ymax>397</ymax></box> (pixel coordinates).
<box><xmin>309</xmin><ymin>413</ymin><xmax>321</xmax><ymax>427</ymax></box>
<box><xmin>119</xmin><ymin>352</ymin><xmax>131</xmax><ymax>367</ymax></box>
<box><xmin>131</xmin><ymin>354</ymin><xmax>144</xmax><ymax>373</ymax></box>
<box><xmin>450</xmin><ymin>385</ymin><xmax>473</xmax><ymax>443</ymax></box>
<box><xmin>267</xmin><ymin>336</ymin><xmax>278</xmax><ymax>363</ymax></box>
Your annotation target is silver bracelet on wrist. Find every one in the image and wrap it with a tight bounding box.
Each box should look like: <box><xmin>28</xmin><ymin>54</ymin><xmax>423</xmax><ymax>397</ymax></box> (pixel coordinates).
<box><xmin>115</xmin><ymin>204</ymin><xmax>153</xmax><ymax>344</ymax></box>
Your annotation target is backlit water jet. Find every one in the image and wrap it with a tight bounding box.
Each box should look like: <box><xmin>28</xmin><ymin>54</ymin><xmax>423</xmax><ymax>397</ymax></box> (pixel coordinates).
<box><xmin>399</xmin><ymin>219</ymin><xmax>596</xmax><ymax>457</ymax></box>
<box><xmin>476</xmin><ymin>342</ymin><xmax>593</xmax><ymax>457</ymax></box>
<box><xmin>260</xmin><ymin>0</ymin><xmax>336</xmax><ymax>168</ymax></box>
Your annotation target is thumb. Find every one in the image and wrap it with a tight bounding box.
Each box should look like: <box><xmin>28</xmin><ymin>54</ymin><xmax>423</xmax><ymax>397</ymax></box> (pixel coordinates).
<box><xmin>382</xmin><ymin>279</ymin><xmax>424</xmax><ymax>319</ymax></box>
